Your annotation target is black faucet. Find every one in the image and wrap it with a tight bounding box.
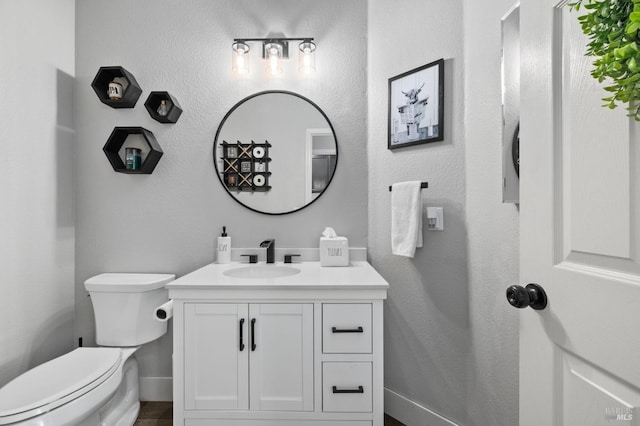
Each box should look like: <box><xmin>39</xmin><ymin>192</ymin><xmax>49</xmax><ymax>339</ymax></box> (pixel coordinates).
<box><xmin>260</xmin><ymin>239</ymin><xmax>275</xmax><ymax>263</ymax></box>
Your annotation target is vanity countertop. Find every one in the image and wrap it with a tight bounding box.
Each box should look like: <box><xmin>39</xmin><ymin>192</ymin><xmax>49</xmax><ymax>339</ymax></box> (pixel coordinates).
<box><xmin>167</xmin><ymin>261</ymin><xmax>389</xmax><ymax>291</ymax></box>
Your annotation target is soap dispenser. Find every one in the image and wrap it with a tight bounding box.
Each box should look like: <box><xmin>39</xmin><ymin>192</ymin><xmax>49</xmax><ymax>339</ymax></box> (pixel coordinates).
<box><xmin>217</xmin><ymin>226</ymin><xmax>231</xmax><ymax>264</ymax></box>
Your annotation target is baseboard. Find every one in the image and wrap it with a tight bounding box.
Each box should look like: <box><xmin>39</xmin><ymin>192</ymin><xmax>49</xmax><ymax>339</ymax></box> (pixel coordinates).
<box><xmin>139</xmin><ymin>377</ymin><xmax>172</xmax><ymax>401</ymax></box>
<box><xmin>385</xmin><ymin>387</ymin><xmax>459</xmax><ymax>426</ymax></box>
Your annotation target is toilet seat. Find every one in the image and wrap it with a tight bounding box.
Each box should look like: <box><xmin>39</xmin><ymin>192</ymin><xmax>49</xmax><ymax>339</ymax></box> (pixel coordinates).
<box><xmin>0</xmin><ymin>347</ymin><xmax>122</xmax><ymax>424</ymax></box>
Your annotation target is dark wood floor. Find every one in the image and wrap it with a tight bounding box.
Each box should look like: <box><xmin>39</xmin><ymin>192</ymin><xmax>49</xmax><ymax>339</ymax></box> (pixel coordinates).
<box><xmin>384</xmin><ymin>413</ymin><xmax>406</xmax><ymax>425</ymax></box>
<box><xmin>133</xmin><ymin>401</ymin><xmax>172</xmax><ymax>426</ymax></box>
<box><xmin>135</xmin><ymin>402</ymin><xmax>406</xmax><ymax>425</ymax></box>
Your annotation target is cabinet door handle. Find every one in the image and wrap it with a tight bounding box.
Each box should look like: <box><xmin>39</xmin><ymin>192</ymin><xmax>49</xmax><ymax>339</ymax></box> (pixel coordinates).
<box><xmin>332</xmin><ymin>386</ymin><xmax>364</xmax><ymax>394</ymax></box>
<box><xmin>239</xmin><ymin>318</ymin><xmax>245</xmax><ymax>351</ymax></box>
<box><xmin>251</xmin><ymin>318</ymin><xmax>257</xmax><ymax>351</ymax></box>
<box><xmin>331</xmin><ymin>326</ymin><xmax>364</xmax><ymax>333</ymax></box>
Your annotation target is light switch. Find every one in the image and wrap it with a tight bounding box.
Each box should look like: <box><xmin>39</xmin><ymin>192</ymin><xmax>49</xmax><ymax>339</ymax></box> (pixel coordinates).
<box><xmin>426</xmin><ymin>207</ymin><xmax>444</xmax><ymax>231</ymax></box>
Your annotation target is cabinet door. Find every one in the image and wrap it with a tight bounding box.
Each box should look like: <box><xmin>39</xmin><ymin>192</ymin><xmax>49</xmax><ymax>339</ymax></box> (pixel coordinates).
<box><xmin>249</xmin><ymin>303</ymin><xmax>314</xmax><ymax>411</ymax></box>
<box><xmin>184</xmin><ymin>303</ymin><xmax>249</xmax><ymax>410</ymax></box>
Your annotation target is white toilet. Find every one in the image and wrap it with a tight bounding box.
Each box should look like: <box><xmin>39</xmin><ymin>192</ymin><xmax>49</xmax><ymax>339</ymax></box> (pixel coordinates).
<box><xmin>0</xmin><ymin>273</ymin><xmax>174</xmax><ymax>426</ymax></box>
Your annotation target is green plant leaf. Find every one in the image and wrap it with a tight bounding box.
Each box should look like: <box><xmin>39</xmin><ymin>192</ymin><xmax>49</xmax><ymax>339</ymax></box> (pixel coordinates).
<box><xmin>570</xmin><ymin>0</ymin><xmax>640</xmax><ymax>120</ymax></box>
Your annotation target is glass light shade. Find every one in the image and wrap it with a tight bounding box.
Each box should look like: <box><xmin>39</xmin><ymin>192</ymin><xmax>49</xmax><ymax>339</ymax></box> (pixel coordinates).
<box><xmin>264</xmin><ymin>42</ymin><xmax>283</xmax><ymax>76</ymax></box>
<box><xmin>232</xmin><ymin>41</ymin><xmax>250</xmax><ymax>75</ymax></box>
<box><xmin>298</xmin><ymin>41</ymin><xmax>316</xmax><ymax>74</ymax></box>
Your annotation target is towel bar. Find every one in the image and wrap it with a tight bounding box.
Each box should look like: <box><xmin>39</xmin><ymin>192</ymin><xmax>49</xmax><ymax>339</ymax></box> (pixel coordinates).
<box><xmin>388</xmin><ymin>182</ymin><xmax>429</xmax><ymax>192</ymax></box>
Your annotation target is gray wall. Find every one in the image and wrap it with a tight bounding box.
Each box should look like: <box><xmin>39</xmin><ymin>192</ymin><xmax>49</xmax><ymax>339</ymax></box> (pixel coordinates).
<box><xmin>74</xmin><ymin>0</ymin><xmax>367</xmax><ymax>385</ymax></box>
<box><xmin>0</xmin><ymin>0</ymin><xmax>76</xmax><ymax>387</ymax></box>
<box><xmin>367</xmin><ymin>0</ymin><xmax>469</xmax><ymax>422</ymax></box>
<box><xmin>367</xmin><ymin>0</ymin><xmax>519</xmax><ymax>425</ymax></box>
<box><xmin>463</xmin><ymin>1</ymin><xmax>520</xmax><ymax>424</ymax></box>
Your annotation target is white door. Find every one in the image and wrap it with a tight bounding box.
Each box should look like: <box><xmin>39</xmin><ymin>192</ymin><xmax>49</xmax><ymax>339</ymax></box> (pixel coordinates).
<box><xmin>184</xmin><ymin>303</ymin><xmax>249</xmax><ymax>410</ymax></box>
<box><xmin>520</xmin><ymin>1</ymin><xmax>640</xmax><ymax>425</ymax></box>
<box><xmin>249</xmin><ymin>303</ymin><xmax>314</xmax><ymax>411</ymax></box>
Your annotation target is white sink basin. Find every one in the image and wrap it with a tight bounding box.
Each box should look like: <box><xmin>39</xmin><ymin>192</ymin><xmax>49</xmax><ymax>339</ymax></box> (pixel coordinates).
<box><xmin>223</xmin><ymin>265</ymin><xmax>301</xmax><ymax>279</ymax></box>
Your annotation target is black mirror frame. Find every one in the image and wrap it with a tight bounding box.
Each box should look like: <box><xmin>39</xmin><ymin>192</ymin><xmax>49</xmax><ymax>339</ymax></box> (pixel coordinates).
<box><xmin>213</xmin><ymin>90</ymin><xmax>339</xmax><ymax>215</ymax></box>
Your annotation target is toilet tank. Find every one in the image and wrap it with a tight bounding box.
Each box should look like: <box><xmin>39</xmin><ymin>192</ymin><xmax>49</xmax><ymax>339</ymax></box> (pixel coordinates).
<box><xmin>84</xmin><ymin>273</ymin><xmax>175</xmax><ymax>347</ymax></box>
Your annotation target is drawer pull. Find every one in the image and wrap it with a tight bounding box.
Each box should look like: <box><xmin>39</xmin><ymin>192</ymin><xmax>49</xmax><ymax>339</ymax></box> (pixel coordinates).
<box><xmin>331</xmin><ymin>326</ymin><xmax>364</xmax><ymax>333</ymax></box>
<box><xmin>332</xmin><ymin>385</ymin><xmax>364</xmax><ymax>394</ymax></box>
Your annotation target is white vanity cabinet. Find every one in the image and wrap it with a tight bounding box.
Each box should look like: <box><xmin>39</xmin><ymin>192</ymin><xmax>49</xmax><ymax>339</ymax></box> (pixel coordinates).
<box><xmin>183</xmin><ymin>303</ymin><xmax>314</xmax><ymax>412</ymax></box>
<box><xmin>169</xmin><ymin>261</ymin><xmax>389</xmax><ymax>426</ymax></box>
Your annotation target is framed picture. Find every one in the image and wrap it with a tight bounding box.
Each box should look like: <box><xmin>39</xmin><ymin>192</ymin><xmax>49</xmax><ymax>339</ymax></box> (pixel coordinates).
<box><xmin>388</xmin><ymin>58</ymin><xmax>444</xmax><ymax>149</ymax></box>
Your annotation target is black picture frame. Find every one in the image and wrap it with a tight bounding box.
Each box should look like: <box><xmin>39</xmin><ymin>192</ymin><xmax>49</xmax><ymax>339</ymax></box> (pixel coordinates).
<box><xmin>388</xmin><ymin>58</ymin><xmax>444</xmax><ymax>149</ymax></box>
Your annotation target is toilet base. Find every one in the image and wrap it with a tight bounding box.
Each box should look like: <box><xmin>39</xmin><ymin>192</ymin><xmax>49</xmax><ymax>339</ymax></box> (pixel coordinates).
<box><xmin>99</xmin><ymin>355</ymin><xmax>140</xmax><ymax>426</ymax></box>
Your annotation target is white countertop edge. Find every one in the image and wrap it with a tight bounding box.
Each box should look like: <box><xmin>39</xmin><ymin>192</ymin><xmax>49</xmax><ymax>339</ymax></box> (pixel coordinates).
<box><xmin>167</xmin><ymin>288</ymin><xmax>389</xmax><ymax>300</ymax></box>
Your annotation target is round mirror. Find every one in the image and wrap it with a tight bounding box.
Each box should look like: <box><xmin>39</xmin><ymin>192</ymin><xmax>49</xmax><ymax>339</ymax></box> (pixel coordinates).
<box><xmin>213</xmin><ymin>91</ymin><xmax>338</xmax><ymax>215</ymax></box>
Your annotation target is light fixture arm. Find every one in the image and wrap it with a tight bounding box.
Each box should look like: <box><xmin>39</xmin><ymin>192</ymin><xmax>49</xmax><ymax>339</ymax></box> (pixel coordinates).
<box><xmin>233</xmin><ymin>37</ymin><xmax>315</xmax><ymax>43</ymax></box>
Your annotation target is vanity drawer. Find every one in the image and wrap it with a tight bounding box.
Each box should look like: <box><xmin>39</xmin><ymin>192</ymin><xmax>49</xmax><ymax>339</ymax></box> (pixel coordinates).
<box><xmin>322</xmin><ymin>304</ymin><xmax>372</xmax><ymax>353</ymax></box>
<box><xmin>322</xmin><ymin>362</ymin><xmax>372</xmax><ymax>413</ymax></box>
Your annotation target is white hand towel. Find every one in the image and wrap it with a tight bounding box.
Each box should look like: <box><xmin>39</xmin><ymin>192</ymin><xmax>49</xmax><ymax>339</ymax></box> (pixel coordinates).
<box><xmin>391</xmin><ymin>181</ymin><xmax>423</xmax><ymax>257</ymax></box>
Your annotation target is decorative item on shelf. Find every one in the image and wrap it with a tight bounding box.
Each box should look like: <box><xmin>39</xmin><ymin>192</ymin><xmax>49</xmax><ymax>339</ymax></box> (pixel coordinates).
<box><xmin>91</xmin><ymin>66</ymin><xmax>142</xmax><ymax>108</ymax></box>
<box><xmin>231</xmin><ymin>37</ymin><xmax>315</xmax><ymax>77</ymax></box>
<box><xmin>125</xmin><ymin>147</ymin><xmax>142</xmax><ymax>171</ymax></box>
<box><xmin>220</xmin><ymin>140</ymin><xmax>272</xmax><ymax>191</ymax></box>
<box><xmin>157</xmin><ymin>100</ymin><xmax>169</xmax><ymax>116</ymax></box>
<box><xmin>569</xmin><ymin>1</ymin><xmax>640</xmax><ymax>121</ymax></box>
<box><xmin>388</xmin><ymin>58</ymin><xmax>444</xmax><ymax>149</ymax></box>
<box><xmin>144</xmin><ymin>91</ymin><xmax>183</xmax><ymax>123</ymax></box>
<box><xmin>103</xmin><ymin>127</ymin><xmax>163</xmax><ymax>174</ymax></box>
<box><xmin>107</xmin><ymin>80</ymin><xmax>123</xmax><ymax>100</ymax></box>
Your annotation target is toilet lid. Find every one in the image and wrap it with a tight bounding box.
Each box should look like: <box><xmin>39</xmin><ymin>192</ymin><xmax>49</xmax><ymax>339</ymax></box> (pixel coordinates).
<box><xmin>0</xmin><ymin>348</ymin><xmax>121</xmax><ymax>422</ymax></box>
<box><xmin>84</xmin><ymin>273</ymin><xmax>175</xmax><ymax>292</ymax></box>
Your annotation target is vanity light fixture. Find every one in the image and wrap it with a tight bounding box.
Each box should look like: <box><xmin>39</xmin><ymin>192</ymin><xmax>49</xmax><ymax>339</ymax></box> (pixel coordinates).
<box><xmin>264</xmin><ymin>40</ymin><xmax>285</xmax><ymax>76</ymax></box>
<box><xmin>231</xmin><ymin>41</ymin><xmax>250</xmax><ymax>75</ymax></box>
<box><xmin>231</xmin><ymin>37</ymin><xmax>315</xmax><ymax>77</ymax></box>
<box><xmin>298</xmin><ymin>40</ymin><xmax>316</xmax><ymax>74</ymax></box>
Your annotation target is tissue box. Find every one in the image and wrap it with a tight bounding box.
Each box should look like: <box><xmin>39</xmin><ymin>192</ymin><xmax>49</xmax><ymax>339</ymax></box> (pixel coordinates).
<box><xmin>319</xmin><ymin>237</ymin><xmax>349</xmax><ymax>267</ymax></box>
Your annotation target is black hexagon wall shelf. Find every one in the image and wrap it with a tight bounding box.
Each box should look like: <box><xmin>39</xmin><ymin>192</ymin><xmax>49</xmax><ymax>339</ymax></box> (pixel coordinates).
<box><xmin>103</xmin><ymin>127</ymin><xmax>163</xmax><ymax>174</ymax></box>
<box><xmin>144</xmin><ymin>91</ymin><xmax>183</xmax><ymax>123</ymax></box>
<box><xmin>91</xmin><ymin>66</ymin><xmax>143</xmax><ymax>108</ymax></box>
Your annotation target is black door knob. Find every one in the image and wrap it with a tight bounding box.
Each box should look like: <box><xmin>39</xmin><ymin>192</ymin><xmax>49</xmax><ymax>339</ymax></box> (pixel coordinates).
<box><xmin>506</xmin><ymin>283</ymin><xmax>548</xmax><ymax>310</ymax></box>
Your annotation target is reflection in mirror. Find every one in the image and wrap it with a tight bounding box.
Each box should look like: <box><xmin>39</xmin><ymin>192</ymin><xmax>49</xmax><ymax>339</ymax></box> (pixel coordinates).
<box><xmin>502</xmin><ymin>4</ymin><xmax>520</xmax><ymax>204</ymax></box>
<box><xmin>214</xmin><ymin>91</ymin><xmax>338</xmax><ymax>215</ymax></box>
